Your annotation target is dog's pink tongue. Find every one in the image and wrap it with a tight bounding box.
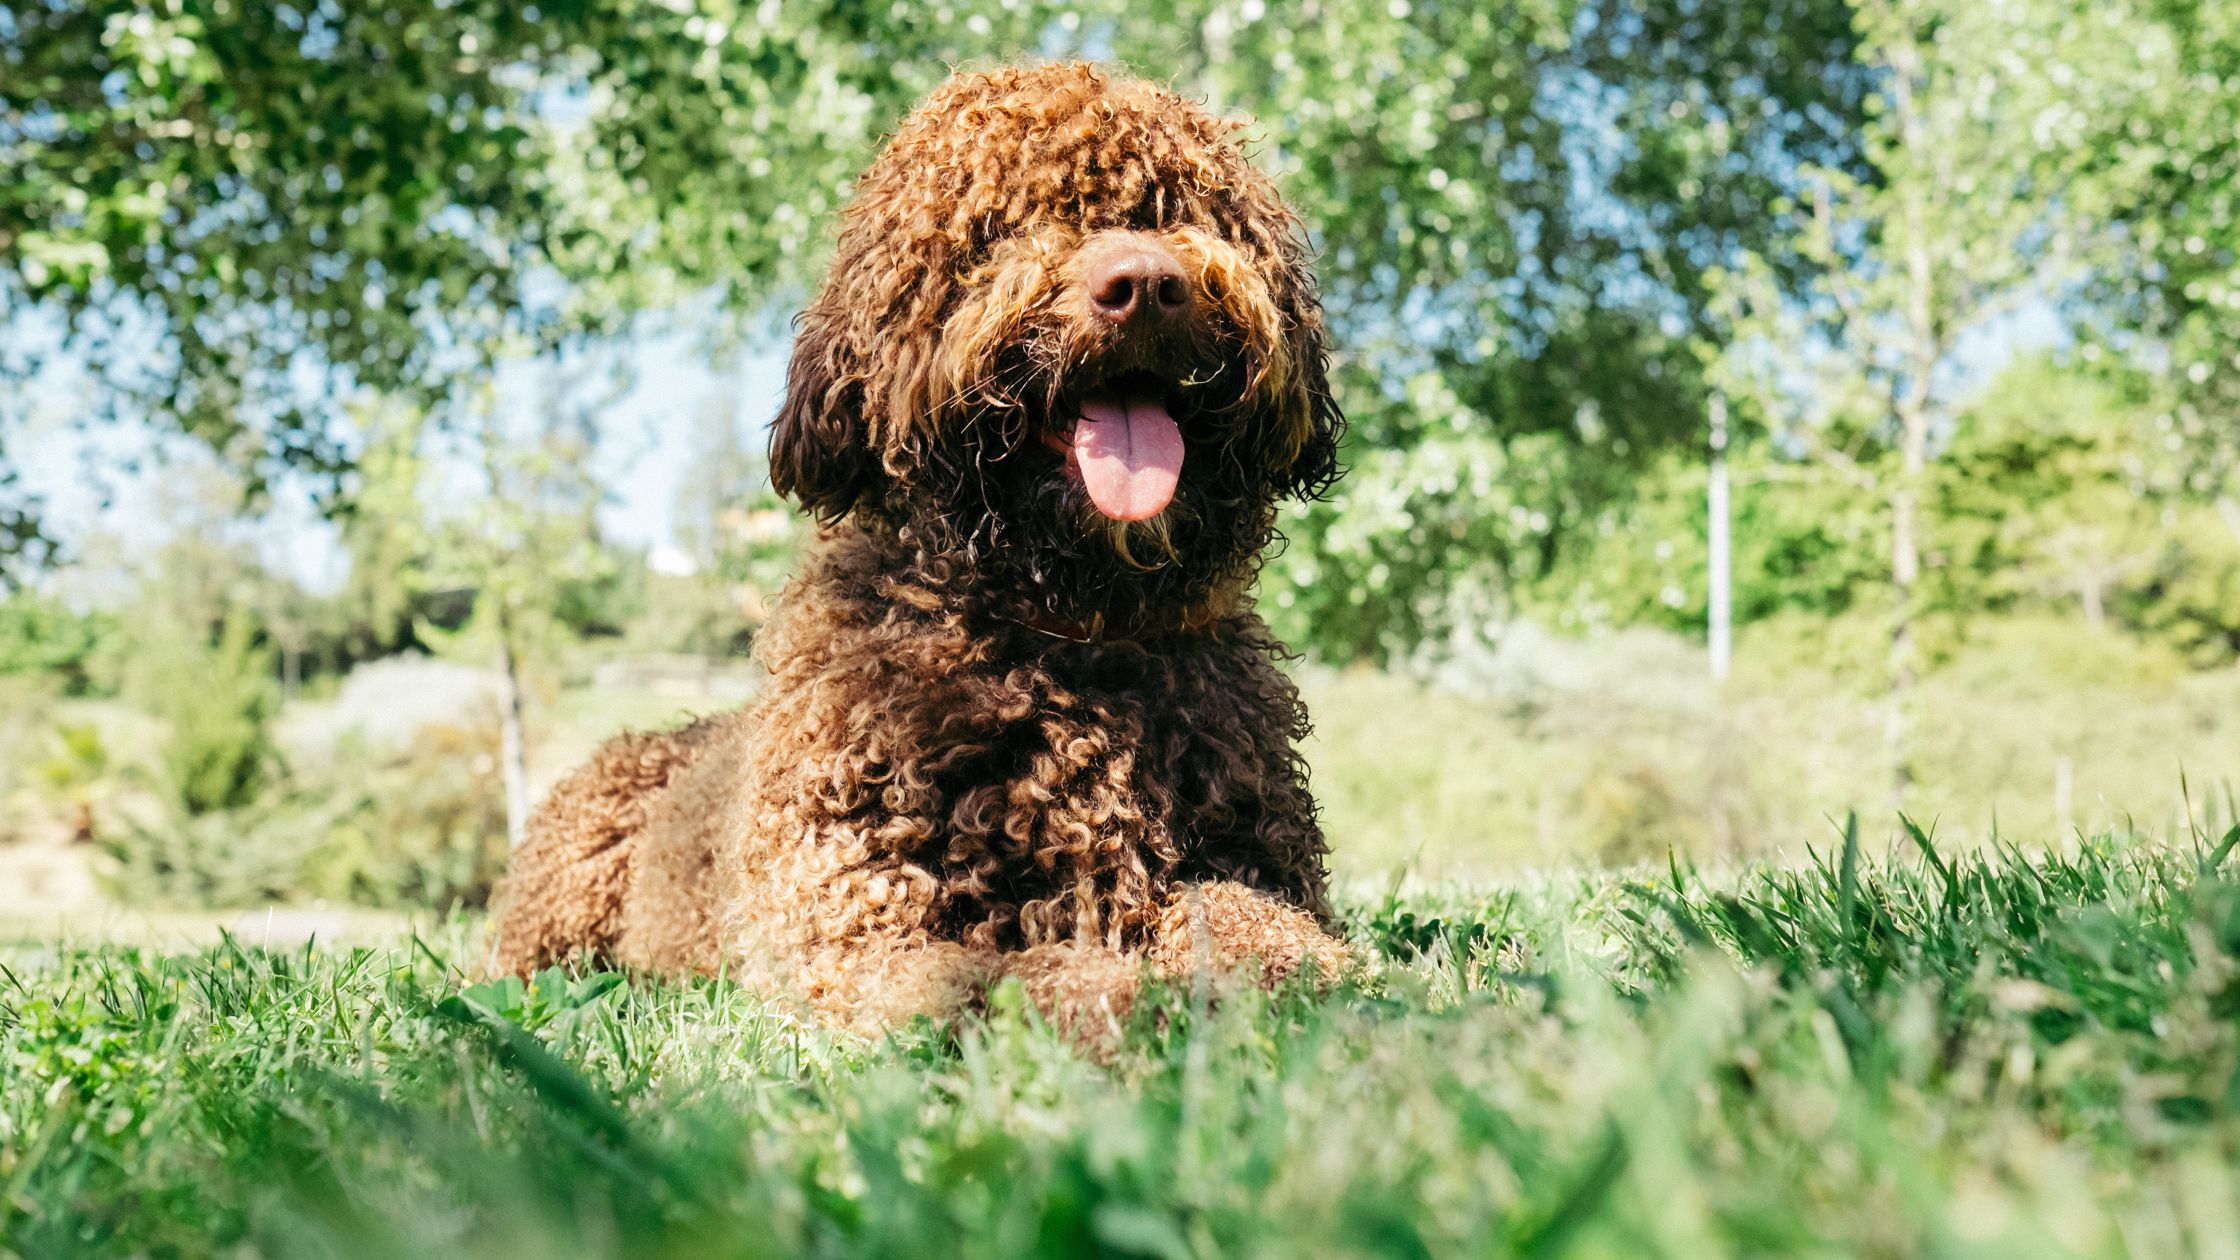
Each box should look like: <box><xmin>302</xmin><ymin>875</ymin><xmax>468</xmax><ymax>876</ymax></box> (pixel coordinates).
<box><xmin>1073</xmin><ymin>394</ymin><xmax>1183</xmax><ymax>521</ymax></box>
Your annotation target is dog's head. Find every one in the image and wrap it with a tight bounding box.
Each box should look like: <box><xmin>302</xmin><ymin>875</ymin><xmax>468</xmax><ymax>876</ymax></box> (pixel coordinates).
<box><xmin>771</xmin><ymin>62</ymin><xmax>1344</xmax><ymax>630</ymax></box>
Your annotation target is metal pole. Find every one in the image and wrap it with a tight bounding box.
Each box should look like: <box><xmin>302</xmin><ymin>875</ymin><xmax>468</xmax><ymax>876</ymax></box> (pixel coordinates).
<box><xmin>1708</xmin><ymin>392</ymin><xmax>1733</xmax><ymax>683</ymax></box>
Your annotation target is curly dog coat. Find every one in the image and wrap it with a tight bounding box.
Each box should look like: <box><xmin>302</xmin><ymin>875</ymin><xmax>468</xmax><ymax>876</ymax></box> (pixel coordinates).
<box><xmin>490</xmin><ymin>63</ymin><xmax>1351</xmax><ymax>1034</ymax></box>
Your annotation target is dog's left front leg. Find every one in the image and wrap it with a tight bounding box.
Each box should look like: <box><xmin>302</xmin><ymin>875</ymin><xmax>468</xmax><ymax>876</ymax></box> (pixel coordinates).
<box><xmin>991</xmin><ymin>942</ymin><xmax>1145</xmax><ymax>1044</ymax></box>
<box><xmin>1145</xmin><ymin>881</ymin><xmax>1351</xmax><ymax>990</ymax></box>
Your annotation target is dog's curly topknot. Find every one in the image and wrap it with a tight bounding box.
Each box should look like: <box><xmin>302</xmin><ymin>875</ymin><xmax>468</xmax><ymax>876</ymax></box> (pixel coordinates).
<box><xmin>491</xmin><ymin>63</ymin><xmax>1353</xmax><ymax>1035</ymax></box>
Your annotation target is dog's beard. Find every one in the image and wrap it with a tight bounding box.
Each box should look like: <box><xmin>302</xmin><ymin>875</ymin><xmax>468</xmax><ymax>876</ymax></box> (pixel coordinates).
<box><xmin>1104</xmin><ymin>509</ymin><xmax>1184</xmax><ymax>572</ymax></box>
<box><xmin>896</xmin><ymin>420</ymin><xmax>1275</xmax><ymax>630</ymax></box>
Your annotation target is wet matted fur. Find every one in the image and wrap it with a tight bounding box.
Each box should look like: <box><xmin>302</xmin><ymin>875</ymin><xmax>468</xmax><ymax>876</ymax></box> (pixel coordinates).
<box><xmin>490</xmin><ymin>63</ymin><xmax>1352</xmax><ymax>1034</ymax></box>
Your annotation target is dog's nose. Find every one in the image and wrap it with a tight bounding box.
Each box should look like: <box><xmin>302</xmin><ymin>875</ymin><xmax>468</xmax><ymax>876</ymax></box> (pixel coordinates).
<box><xmin>1081</xmin><ymin>238</ymin><xmax>1190</xmax><ymax>327</ymax></box>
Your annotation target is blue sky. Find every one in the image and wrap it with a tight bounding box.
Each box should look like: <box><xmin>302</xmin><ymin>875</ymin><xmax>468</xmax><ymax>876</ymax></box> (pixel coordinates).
<box><xmin>14</xmin><ymin>318</ymin><xmax>790</xmax><ymax>594</ymax></box>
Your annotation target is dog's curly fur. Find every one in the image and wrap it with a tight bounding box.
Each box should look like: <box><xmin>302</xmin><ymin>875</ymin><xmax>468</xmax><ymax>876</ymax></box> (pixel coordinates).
<box><xmin>490</xmin><ymin>63</ymin><xmax>1351</xmax><ymax>1034</ymax></box>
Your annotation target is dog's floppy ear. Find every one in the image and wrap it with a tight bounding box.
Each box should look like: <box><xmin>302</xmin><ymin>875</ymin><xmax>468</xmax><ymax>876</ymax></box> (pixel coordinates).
<box><xmin>769</xmin><ymin>314</ymin><xmax>879</xmax><ymax>522</ymax></box>
<box><xmin>1281</xmin><ymin>322</ymin><xmax>1347</xmax><ymax>501</ymax></box>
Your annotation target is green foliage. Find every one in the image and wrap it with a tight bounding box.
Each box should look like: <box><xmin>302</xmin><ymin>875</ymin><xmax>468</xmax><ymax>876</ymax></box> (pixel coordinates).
<box><xmin>12</xmin><ymin>830</ymin><xmax>2240</xmax><ymax>1255</ymax></box>
<box><xmin>1512</xmin><ymin>355</ymin><xmax>2240</xmax><ymax>671</ymax></box>
<box><xmin>6</xmin><ymin>0</ymin><xmax>2239</xmax><ymax>665</ymax></box>
<box><xmin>1263</xmin><ymin>425</ymin><xmax>1610</xmax><ymax>661</ymax></box>
<box><xmin>0</xmin><ymin>674</ymin><xmax>57</xmax><ymax>817</ymax></box>
<box><xmin>1</xmin><ymin>1</ymin><xmax>569</xmax><ymax>498</ymax></box>
<box><xmin>305</xmin><ymin>723</ymin><xmax>511</xmax><ymax>909</ymax></box>
<box><xmin>2073</xmin><ymin>0</ymin><xmax>2240</xmax><ymax>457</ymax></box>
<box><xmin>332</xmin><ymin>400</ymin><xmax>655</xmax><ymax>664</ymax></box>
<box><xmin>444</xmin><ymin>967</ymin><xmax>630</xmax><ymax>1037</ymax></box>
<box><xmin>326</xmin><ymin>405</ymin><xmax>442</xmax><ymax>661</ymax></box>
<box><xmin>124</xmin><ymin>613</ymin><xmax>280</xmax><ymax>818</ymax></box>
<box><xmin>426</xmin><ymin>376</ymin><xmax>635</xmax><ymax>663</ymax></box>
<box><xmin>1525</xmin><ymin>447</ymin><xmax>1884</xmax><ymax>635</ymax></box>
<box><xmin>2</xmin><ymin>0</ymin><xmax>1874</xmax><ymax>598</ymax></box>
<box><xmin>103</xmin><ymin>797</ymin><xmax>342</xmax><ymax>908</ymax></box>
<box><xmin>616</xmin><ymin>572</ymin><xmax>758</xmax><ymax>659</ymax></box>
<box><xmin>1936</xmin><ymin>358</ymin><xmax>2240</xmax><ymax>663</ymax></box>
<box><xmin>0</xmin><ymin>593</ymin><xmax>115</xmax><ymax>695</ymax></box>
<box><xmin>31</xmin><ymin>722</ymin><xmax>110</xmax><ymax>840</ymax></box>
<box><xmin>0</xmin><ymin>1</ymin><xmax>1035</xmax><ymax>576</ymax></box>
<box><xmin>102</xmin><ymin>721</ymin><xmax>509</xmax><ymax>911</ymax></box>
<box><xmin>1158</xmin><ymin>0</ymin><xmax>1870</xmax><ymax>659</ymax></box>
<box><xmin>1114</xmin><ymin>0</ymin><xmax>1867</xmax><ymax>447</ymax></box>
<box><xmin>2124</xmin><ymin>509</ymin><xmax>2240</xmax><ymax>666</ymax></box>
<box><xmin>1702</xmin><ymin>0</ymin><xmax>2143</xmax><ymax>613</ymax></box>
<box><xmin>669</xmin><ymin>373</ymin><xmax>799</xmax><ymax>638</ymax></box>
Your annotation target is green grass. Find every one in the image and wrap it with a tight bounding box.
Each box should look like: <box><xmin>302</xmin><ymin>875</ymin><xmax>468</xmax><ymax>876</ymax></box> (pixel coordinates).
<box><xmin>9</xmin><ymin>823</ymin><xmax>2240</xmax><ymax>1258</ymax></box>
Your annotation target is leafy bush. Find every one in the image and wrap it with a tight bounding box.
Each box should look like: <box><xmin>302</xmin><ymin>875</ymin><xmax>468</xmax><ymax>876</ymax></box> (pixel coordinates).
<box><xmin>125</xmin><ymin>613</ymin><xmax>282</xmax><ymax>817</ymax></box>
<box><xmin>614</xmin><ymin>571</ymin><xmax>758</xmax><ymax>659</ymax></box>
<box><xmin>0</xmin><ymin>592</ymin><xmax>117</xmax><ymax>695</ymax></box>
<box><xmin>2123</xmin><ymin>507</ymin><xmax>2240</xmax><ymax>666</ymax></box>
<box><xmin>105</xmin><ymin>798</ymin><xmax>348</xmax><ymax>907</ymax></box>
<box><xmin>0</xmin><ymin>673</ymin><xmax>56</xmax><ymax>825</ymax></box>
<box><xmin>101</xmin><ymin>721</ymin><xmax>508</xmax><ymax>910</ymax></box>
<box><xmin>33</xmin><ymin>722</ymin><xmax>112</xmax><ymax>842</ymax></box>
<box><xmin>304</xmin><ymin>722</ymin><xmax>511</xmax><ymax>909</ymax></box>
<box><xmin>1261</xmin><ymin>421</ymin><xmax>1602</xmax><ymax>664</ymax></box>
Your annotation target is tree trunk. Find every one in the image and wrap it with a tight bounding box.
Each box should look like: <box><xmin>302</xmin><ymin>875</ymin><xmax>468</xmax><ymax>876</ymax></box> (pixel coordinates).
<box><xmin>2216</xmin><ymin>496</ymin><xmax>2240</xmax><ymax>545</ymax></box>
<box><xmin>2077</xmin><ymin>573</ymin><xmax>2107</xmax><ymax>628</ymax></box>
<box><xmin>1886</xmin><ymin>459</ymin><xmax>1925</xmax><ymax>813</ymax></box>
<box><xmin>1708</xmin><ymin>392</ymin><xmax>1733</xmax><ymax>683</ymax></box>
<box><xmin>1886</xmin><ymin>33</ymin><xmax>1938</xmax><ymax>817</ymax></box>
<box><xmin>495</xmin><ymin>603</ymin><xmax>530</xmax><ymax>850</ymax></box>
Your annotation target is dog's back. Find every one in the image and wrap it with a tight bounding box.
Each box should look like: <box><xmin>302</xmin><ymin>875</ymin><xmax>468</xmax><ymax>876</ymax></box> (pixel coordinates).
<box><xmin>487</xmin><ymin>712</ymin><xmax>734</xmax><ymax>976</ymax></box>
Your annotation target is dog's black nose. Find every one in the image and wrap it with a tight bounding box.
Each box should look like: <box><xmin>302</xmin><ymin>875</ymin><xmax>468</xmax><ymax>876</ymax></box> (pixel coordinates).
<box><xmin>1081</xmin><ymin>236</ymin><xmax>1190</xmax><ymax>326</ymax></box>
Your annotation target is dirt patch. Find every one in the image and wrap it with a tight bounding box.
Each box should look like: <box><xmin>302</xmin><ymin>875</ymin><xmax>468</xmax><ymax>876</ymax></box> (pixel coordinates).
<box><xmin>0</xmin><ymin>835</ymin><xmax>425</xmax><ymax>950</ymax></box>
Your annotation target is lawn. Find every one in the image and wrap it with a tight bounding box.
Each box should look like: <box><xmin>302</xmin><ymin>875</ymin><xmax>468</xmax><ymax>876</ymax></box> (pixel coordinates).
<box><xmin>7</xmin><ymin>822</ymin><xmax>2240</xmax><ymax>1259</ymax></box>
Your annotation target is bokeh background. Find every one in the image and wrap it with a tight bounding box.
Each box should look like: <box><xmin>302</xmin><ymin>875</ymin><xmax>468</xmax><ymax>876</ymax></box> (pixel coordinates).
<box><xmin>5</xmin><ymin>0</ymin><xmax>2240</xmax><ymax>926</ymax></box>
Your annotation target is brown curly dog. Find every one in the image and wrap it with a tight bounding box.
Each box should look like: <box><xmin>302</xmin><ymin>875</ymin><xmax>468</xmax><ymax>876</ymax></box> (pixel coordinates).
<box><xmin>489</xmin><ymin>62</ymin><xmax>1351</xmax><ymax>1036</ymax></box>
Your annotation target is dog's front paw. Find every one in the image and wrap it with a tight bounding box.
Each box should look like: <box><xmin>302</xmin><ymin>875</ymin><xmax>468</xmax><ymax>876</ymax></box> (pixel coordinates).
<box><xmin>993</xmin><ymin>943</ymin><xmax>1144</xmax><ymax>1050</ymax></box>
<box><xmin>1146</xmin><ymin>881</ymin><xmax>1352</xmax><ymax>989</ymax></box>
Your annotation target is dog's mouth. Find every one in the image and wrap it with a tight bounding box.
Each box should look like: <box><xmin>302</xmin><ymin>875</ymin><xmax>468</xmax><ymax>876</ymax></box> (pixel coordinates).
<box><xmin>1039</xmin><ymin>372</ymin><xmax>1185</xmax><ymax>522</ymax></box>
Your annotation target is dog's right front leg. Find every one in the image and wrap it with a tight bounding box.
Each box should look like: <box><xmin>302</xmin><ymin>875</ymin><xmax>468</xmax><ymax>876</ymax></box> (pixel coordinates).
<box><xmin>740</xmin><ymin>848</ymin><xmax>994</xmax><ymax>1034</ymax></box>
<box><xmin>790</xmin><ymin>935</ymin><xmax>993</xmax><ymax>1034</ymax></box>
<box><xmin>991</xmin><ymin>942</ymin><xmax>1145</xmax><ymax>1047</ymax></box>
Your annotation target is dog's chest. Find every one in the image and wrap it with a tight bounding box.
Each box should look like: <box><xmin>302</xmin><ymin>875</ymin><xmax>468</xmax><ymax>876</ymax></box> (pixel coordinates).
<box><xmin>892</xmin><ymin>638</ymin><xmax>1289</xmax><ymax>943</ymax></box>
<box><xmin>943</xmin><ymin>639</ymin><xmax>1289</xmax><ymax>854</ymax></box>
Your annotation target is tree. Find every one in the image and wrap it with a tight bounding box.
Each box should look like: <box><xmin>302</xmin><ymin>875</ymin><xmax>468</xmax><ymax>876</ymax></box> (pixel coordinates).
<box><xmin>672</xmin><ymin>366</ymin><xmax>771</xmax><ymax>580</ymax></box>
<box><xmin>1097</xmin><ymin>0</ymin><xmax>1873</xmax><ymax>658</ymax></box>
<box><xmin>0</xmin><ymin>590</ymin><xmax>114</xmax><ymax>694</ymax></box>
<box><xmin>3</xmin><ymin>3</ymin><xmax>573</xmax><ymax>549</ymax></box>
<box><xmin>424</xmin><ymin>358</ymin><xmax>624</xmax><ymax>847</ymax></box>
<box><xmin>663</xmin><ymin>363</ymin><xmax>800</xmax><ymax>648</ymax></box>
<box><xmin>328</xmin><ymin>403</ymin><xmax>442</xmax><ymax>662</ymax></box>
<box><xmin>6</xmin><ymin>1</ymin><xmax>1874</xmax><ymax>638</ymax></box>
<box><xmin>0</xmin><ymin>1</ymin><xmax>1035</xmax><ymax>578</ymax></box>
<box><xmin>1712</xmin><ymin>0</ymin><xmax>2166</xmax><ymax>807</ymax></box>
<box><xmin>2072</xmin><ymin>0</ymin><xmax>2240</xmax><ymax>537</ymax></box>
